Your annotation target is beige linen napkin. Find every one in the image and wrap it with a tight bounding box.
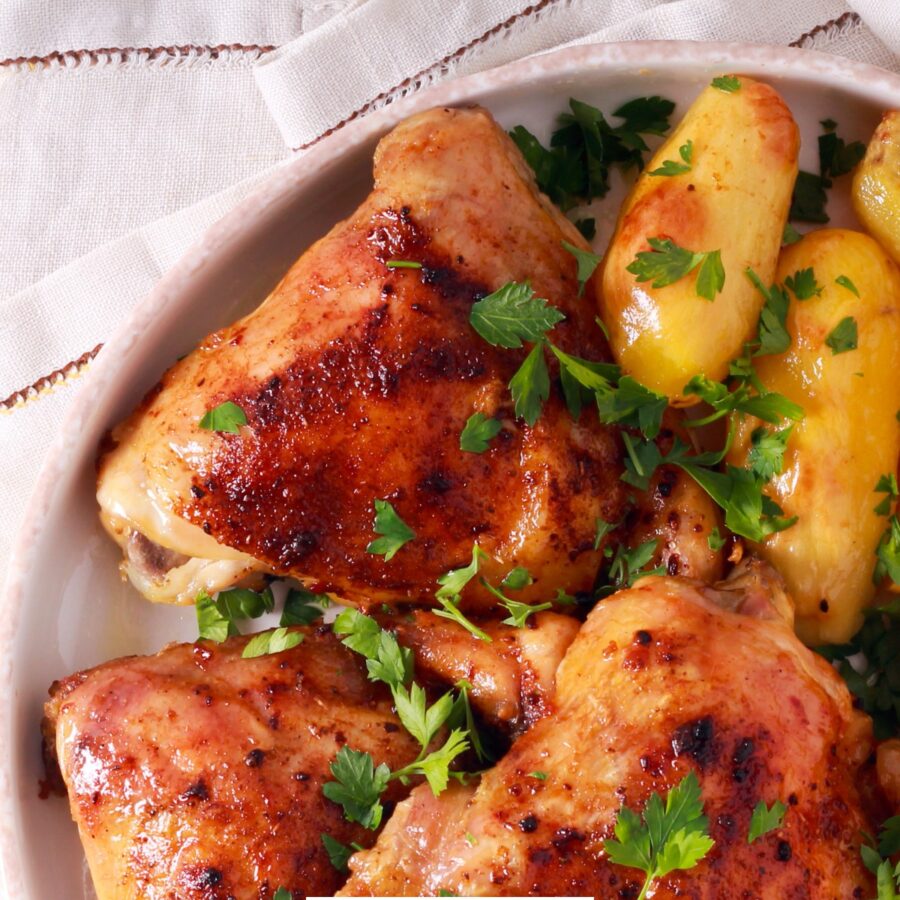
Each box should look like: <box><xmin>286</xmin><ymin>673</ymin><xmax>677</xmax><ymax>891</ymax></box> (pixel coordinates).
<box><xmin>2</xmin><ymin>0</ymin><xmax>898</xmax><ymax>587</ymax></box>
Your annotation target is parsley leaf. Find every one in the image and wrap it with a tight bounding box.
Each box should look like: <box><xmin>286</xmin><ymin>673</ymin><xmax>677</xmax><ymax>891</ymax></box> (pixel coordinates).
<box><xmin>448</xmin><ymin>679</ymin><xmax>489</xmax><ymax>762</ymax></box>
<box><xmin>386</xmin><ymin>260</ymin><xmax>422</xmax><ymax>269</ymax></box>
<box><xmin>595</xmin><ymin>375</ymin><xmax>668</xmax><ymax>439</ymax></box>
<box><xmin>875</xmin><ymin>516</ymin><xmax>900</xmax><ymax>586</ymax></box>
<box><xmin>321</xmin><ymin>834</ymin><xmax>356</xmax><ymax>872</ymax></box>
<box><xmin>196</xmin><ymin>589</ymin><xmax>239</xmax><ymax>642</ymax></box>
<box><xmin>825</xmin><ymin>316</ymin><xmax>858</xmax><ymax>354</ymax></box>
<box><xmin>529</xmin><ymin>771</ymin><xmax>549</xmax><ymax>780</ymax></box>
<box><xmin>707</xmin><ymin>527</ymin><xmax>726</xmax><ymax>551</ymax></box>
<box><xmin>561</xmin><ymin>240</ymin><xmax>602</xmax><ymax>296</ymax></box>
<box><xmin>819</xmin><ymin>128</ymin><xmax>866</xmax><ymax>179</ymax></box>
<box><xmin>273</xmin><ymin>888</ymin><xmax>293</xmax><ymax>900</ymax></box>
<box><xmin>790</xmin><ymin>170</ymin><xmax>830</xmax><ymax>223</ymax></box>
<box><xmin>459</xmin><ymin>412</ymin><xmax>502</xmax><ymax>453</ymax></box>
<box><xmin>835</xmin><ymin>274</ymin><xmax>859</xmax><ymax>296</ymax></box>
<box><xmin>784</xmin><ymin>267</ymin><xmax>822</xmax><ymax>300</ymax></box>
<box><xmin>366</xmin><ymin>499</ymin><xmax>415</xmax><ymax>561</ymax></box>
<box><xmin>509</xmin><ymin>341</ymin><xmax>551</xmax><ymax>426</ymax></box>
<box><xmin>875</xmin><ymin>474</ymin><xmax>899</xmax><ymax>516</ymax></box>
<box><xmin>199</xmin><ymin>400</ymin><xmax>247</xmax><ymax>434</ymax></box>
<box><xmin>598</xmin><ymin>538</ymin><xmax>665</xmax><ymax>597</ymax></box>
<box><xmin>498</xmin><ymin>597</ymin><xmax>553</xmax><ymax>627</ymax></box>
<box><xmin>604</xmin><ymin>772</ymin><xmax>715</xmax><ymax>896</ymax></box>
<box><xmin>745</xmin><ymin>269</ymin><xmax>791</xmax><ymax>356</ymax></box>
<box><xmin>747</xmin><ymin>426</ymin><xmax>793</xmax><ymax>481</ymax></box>
<box><xmin>281</xmin><ymin>585</ymin><xmax>330</xmax><ymax>626</ymax></box>
<box><xmin>649</xmin><ymin>140</ymin><xmax>693</xmax><ymax>177</ymax></box>
<box><xmin>683</xmin><ymin>374</ymin><xmax>803</xmax><ymax>427</ymax></box>
<box><xmin>216</xmin><ymin>586</ymin><xmax>274</xmax><ymax>621</ymax></box>
<box><xmin>469</xmin><ymin>281</ymin><xmax>565</xmax><ymax>348</ymax></box>
<box><xmin>782</xmin><ymin>223</ymin><xmax>803</xmax><ymax>245</ymax></box>
<box><xmin>509</xmin><ymin>125</ymin><xmax>584</xmax><ymax>211</ymax></box>
<box><xmin>392</xmin><ymin>683</ymin><xmax>454</xmax><ymax>750</ymax></box>
<box><xmin>594</xmin><ymin>517</ymin><xmax>617</xmax><ymax>549</ymax></box>
<box><xmin>393</xmin><ymin>730</ymin><xmax>470</xmax><ymax>795</ymax></box>
<box><xmin>501</xmin><ymin>566</ymin><xmax>533</xmax><ymax>590</ymax></box>
<box><xmin>627</xmin><ymin>237</ymin><xmax>725</xmax><ymax>301</ymax></box>
<box><xmin>434</xmin><ymin>595</ymin><xmax>492</xmax><ymax>642</ymax></box>
<box><xmin>323</xmin><ymin>747</ymin><xmax>391</xmax><ymax>830</ymax></box>
<box><xmin>711</xmin><ymin>75</ymin><xmax>741</xmax><ymax>92</ymax></box>
<box><xmin>333</xmin><ymin>609</ymin><xmax>413</xmax><ymax>687</ymax></box>
<box><xmin>436</xmin><ymin>545</ymin><xmax>490</xmax><ymax>599</ymax></box>
<box><xmin>747</xmin><ymin>800</ymin><xmax>787</xmax><ymax>843</ymax></box>
<box><xmin>332</xmin><ymin>608</ymin><xmax>383</xmax><ymax>658</ymax></box>
<box><xmin>241</xmin><ymin>627</ymin><xmax>304</xmax><ymax>659</ymax></box>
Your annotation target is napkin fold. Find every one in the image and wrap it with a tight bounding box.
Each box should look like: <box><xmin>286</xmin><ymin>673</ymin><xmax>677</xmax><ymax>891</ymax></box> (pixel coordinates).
<box><xmin>2</xmin><ymin>0</ymin><xmax>899</xmax><ymax>580</ymax></box>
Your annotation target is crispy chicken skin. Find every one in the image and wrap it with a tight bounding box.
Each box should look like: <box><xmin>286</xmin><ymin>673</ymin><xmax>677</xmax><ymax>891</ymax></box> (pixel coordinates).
<box><xmin>341</xmin><ymin>564</ymin><xmax>875</xmax><ymax>898</ymax></box>
<box><xmin>43</xmin><ymin>628</ymin><xmax>421</xmax><ymax>899</ymax></box>
<box><xmin>97</xmin><ymin>105</ymin><xmax>629</xmax><ymax>609</ymax></box>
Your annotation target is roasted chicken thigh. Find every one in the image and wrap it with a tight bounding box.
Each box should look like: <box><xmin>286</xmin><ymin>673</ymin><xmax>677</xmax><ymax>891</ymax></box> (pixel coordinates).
<box><xmin>97</xmin><ymin>106</ymin><xmax>628</xmax><ymax>609</ymax></box>
<box><xmin>341</xmin><ymin>563</ymin><xmax>875</xmax><ymax>897</ymax></box>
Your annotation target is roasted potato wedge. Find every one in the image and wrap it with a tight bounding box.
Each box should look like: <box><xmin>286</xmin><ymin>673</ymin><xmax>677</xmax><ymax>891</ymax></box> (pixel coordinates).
<box><xmin>853</xmin><ymin>110</ymin><xmax>900</xmax><ymax>264</ymax></box>
<box><xmin>728</xmin><ymin>229</ymin><xmax>900</xmax><ymax>645</ymax></box>
<box><xmin>599</xmin><ymin>76</ymin><xmax>799</xmax><ymax>402</ymax></box>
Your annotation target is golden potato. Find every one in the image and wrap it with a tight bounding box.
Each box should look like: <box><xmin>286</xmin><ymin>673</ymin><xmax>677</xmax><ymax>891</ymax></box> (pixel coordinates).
<box><xmin>853</xmin><ymin>110</ymin><xmax>900</xmax><ymax>264</ymax></box>
<box><xmin>599</xmin><ymin>76</ymin><xmax>799</xmax><ymax>402</ymax></box>
<box><xmin>728</xmin><ymin>229</ymin><xmax>900</xmax><ymax>645</ymax></box>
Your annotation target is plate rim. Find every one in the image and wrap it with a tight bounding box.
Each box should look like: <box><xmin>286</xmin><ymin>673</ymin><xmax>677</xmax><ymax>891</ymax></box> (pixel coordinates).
<box><xmin>3</xmin><ymin>38</ymin><xmax>900</xmax><ymax>895</ymax></box>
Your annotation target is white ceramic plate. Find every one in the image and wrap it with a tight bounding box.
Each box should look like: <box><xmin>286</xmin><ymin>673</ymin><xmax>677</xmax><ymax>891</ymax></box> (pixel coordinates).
<box><xmin>3</xmin><ymin>40</ymin><xmax>900</xmax><ymax>899</ymax></box>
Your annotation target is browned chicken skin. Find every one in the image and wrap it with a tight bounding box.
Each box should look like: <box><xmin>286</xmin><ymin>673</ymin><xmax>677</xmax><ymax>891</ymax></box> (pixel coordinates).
<box><xmin>341</xmin><ymin>563</ymin><xmax>875</xmax><ymax>898</ymax></box>
<box><xmin>97</xmin><ymin>106</ymin><xmax>629</xmax><ymax>609</ymax></box>
<box><xmin>44</xmin><ymin>628</ymin><xmax>421</xmax><ymax>899</ymax></box>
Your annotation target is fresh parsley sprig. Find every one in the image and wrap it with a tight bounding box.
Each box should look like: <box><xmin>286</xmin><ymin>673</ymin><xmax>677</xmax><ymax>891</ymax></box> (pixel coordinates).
<box><xmin>597</xmin><ymin>538</ymin><xmax>666</xmax><ymax>598</ymax></box>
<box><xmin>649</xmin><ymin>140</ymin><xmax>693</xmax><ymax>177</ymax></box>
<box><xmin>199</xmin><ymin>400</ymin><xmax>247</xmax><ymax>434</ymax></box>
<box><xmin>627</xmin><ymin>237</ymin><xmax>725</xmax><ymax>302</ymax></box>
<box><xmin>469</xmin><ymin>282</ymin><xmax>566</xmax><ymax>348</ymax></box>
<box><xmin>784</xmin><ymin>267</ymin><xmax>822</xmax><ymax>300</ymax></box>
<box><xmin>561</xmin><ymin>240</ymin><xmax>602</xmax><ymax>296</ymax></box>
<box><xmin>320</xmin><ymin>834</ymin><xmax>360</xmax><ymax>873</ymax></box>
<box><xmin>747</xmin><ymin>800</ymin><xmax>787</xmax><ymax>843</ymax></box>
<box><xmin>196</xmin><ymin>586</ymin><xmax>274</xmax><ymax>642</ymax></box>
<box><xmin>366</xmin><ymin>499</ymin><xmax>415</xmax><ymax>561</ymax></box>
<box><xmin>460</xmin><ymin>412</ymin><xmax>503</xmax><ymax>453</ymax></box>
<box><xmin>241</xmin><ymin>627</ymin><xmax>304</xmax><ymax>659</ymax></box>
<box><xmin>604</xmin><ymin>772</ymin><xmax>715</xmax><ymax>900</ymax></box>
<box><xmin>280</xmin><ymin>585</ymin><xmax>330</xmax><ymax>626</ymax></box>
<box><xmin>875</xmin><ymin>474</ymin><xmax>899</xmax><ymax>517</ymax></box>
<box><xmin>825</xmin><ymin>316</ymin><xmax>858</xmax><ymax>355</ymax></box>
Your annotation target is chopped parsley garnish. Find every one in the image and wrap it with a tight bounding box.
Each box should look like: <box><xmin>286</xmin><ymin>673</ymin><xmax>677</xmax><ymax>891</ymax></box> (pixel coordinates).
<box><xmin>818</xmin><ymin>595</ymin><xmax>900</xmax><ymax>739</ymax></box>
<box><xmin>196</xmin><ymin>589</ymin><xmax>239</xmax><ymax>642</ymax></box>
<box><xmin>509</xmin><ymin>342</ymin><xmax>551</xmax><ymax>426</ymax></box>
<box><xmin>747</xmin><ymin>425</ymin><xmax>793</xmax><ymax>481</ymax></box>
<box><xmin>280</xmin><ymin>585</ymin><xmax>330</xmax><ymax>626</ymax></box>
<box><xmin>745</xmin><ymin>269</ymin><xmax>791</xmax><ymax>356</ymax></box>
<box><xmin>683</xmin><ymin>374</ymin><xmax>803</xmax><ymax>428</ymax></box>
<box><xmin>784</xmin><ymin>267</ymin><xmax>822</xmax><ymax>300</ymax></box>
<box><xmin>649</xmin><ymin>139</ymin><xmax>693</xmax><ymax>176</ymax></box>
<box><xmin>366</xmin><ymin>499</ymin><xmax>415</xmax><ymax>561</ymax></box>
<box><xmin>273</xmin><ymin>888</ymin><xmax>293</xmax><ymax>900</ymax></box>
<box><xmin>195</xmin><ymin>586</ymin><xmax>274</xmax><ymax>642</ymax></box>
<box><xmin>875</xmin><ymin>474</ymin><xmax>899</xmax><ymax>516</ymax></box>
<box><xmin>707</xmin><ymin>527</ymin><xmax>726</xmax><ymax>551</ymax></box>
<box><xmin>529</xmin><ymin>771</ymin><xmax>549</xmax><ymax>780</ymax></box>
<box><xmin>241</xmin><ymin>627</ymin><xmax>304</xmax><ymax>659</ymax></box>
<box><xmin>495</xmin><ymin>593</ymin><xmax>553</xmax><ymax>628</ymax></box>
<box><xmin>469</xmin><ymin>282</ymin><xmax>565</xmax><ymax>349</ymax></box>
<box><xmin>711</xmin><ymin>75</ymin><xmax>741</xmax><ymax>92</ymax></box>
<box><xmin>875</xmin><ymin>516</ymin><xmax>900</xmax><ymax>587</ymax></box>
<box><xmin>561</xmin><ymin>240</ymin><xmax>602</xmax><ymax>295</ymax></box>
<box><xmin>790</xmin><ymin>121</ymin><xmax>866</xmax><ymax>223</ymax></box>
<box><xmin>459</xmin><ymin>412</ymin><xmax>502</xmax><ymax>453</ymax></box>
<box><xmin>333</xmin><ymin>608</ymin><xmax>413</xmax><ymax>685</ymax></box>
<box><xmin>436</xmin><ymin>544</ymin><xmax>490</xmax><ymax>599</ymax></box>
<box><xmin>835</xmin><ymin>274</ymin><xmax>859</xmax><ymax>296</ymax></box>
<box><xmin>626</xmin><ymin>237</ymin><xmax>725</xmax><ymax>301</ymax></box>
<box><xmin>782</xmin><ymin>223</ymin><xmax>803</xmax><ymax>245</ymax></box>
<box><xmin>604</xmin><ymin>772</ymin><xmax>715</xmax><ymax>898</ymax></box>
<box><xmin>510</xmin><ymin>95</ymin><xmax>675</xmax><ymax>210</ymax></box>
<box><xmin>199</xmin><ymin>400</ymin><xmax>247</xmax><ymax>434</ymax></box>
<box><xmin>501</xmin><ymin>566</ymin><xmax>533</xmax><ymax>590</ymax></box>
<box><xmin>789</xmin><ymin>170</ymin><xmax>829</xmax><ymax>223</ymax></box>
<box><xmin>392</xmin><ymin>682</ymin><xmax>454</xmax><ymax>750</ymax></box>
<box><xmin>448</xmin><ymin>679</ymin><xmax>489</xmax><ymax>762</ymax></box>
<box><xmin>747</xmin><ymin>800</ymin><xmax>787</xmax><ymax>843</ymax></box>
<box><xmin>320</xmin><ymin>834</ymin><xmax>359</xmax><ymax>873</ymax></box>
<box><xmin>598</xmin><ymin>538</ymin><xmax>665</xmax><ymax>597</ymax></box>
<box><xmin>860</xmin><ymin>818</ymin><xmax>900</xmax><ymax>897</ymax></box>
<box><xmin>323</xmin><ymin>746</ymin><xmax>391</xmax><ymax>829</ymax></box>
<box><xmin>825</xmin><ymin>316</ymin><xmax>858</xmax><ymax>354</ymax></box>
<box><xmin>386</xmin><ymin>260</ymin><xmax>422</xmax><ymax>269</ymax></box>
<box><xmin>594</xmin><ymin>516</ymin><xmax>617</xmax><ymax>549</ymax></box>
<box><xmin>434</xmin><ymin>595</ymin><xmax>492</xmax><ymax>642</ymax></box>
